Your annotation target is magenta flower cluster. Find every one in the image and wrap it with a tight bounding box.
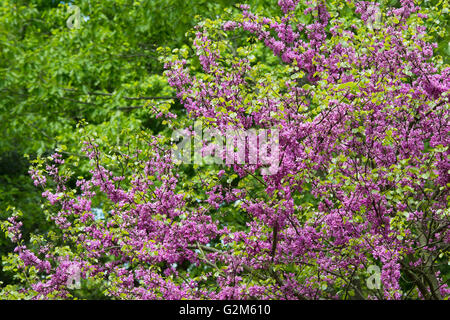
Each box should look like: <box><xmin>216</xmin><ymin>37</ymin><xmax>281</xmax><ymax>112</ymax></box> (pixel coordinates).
<box><xmin>5</xmin><ymin>0</ymin><xmax>449</xmax><ymax>300</ymax></box>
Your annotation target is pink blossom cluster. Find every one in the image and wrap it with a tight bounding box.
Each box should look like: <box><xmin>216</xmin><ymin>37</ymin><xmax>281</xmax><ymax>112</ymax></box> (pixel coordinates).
<box><xmin>6</xmin><ymin>0</ymin><xmax>449</xmax><ymax>300</ymax></box>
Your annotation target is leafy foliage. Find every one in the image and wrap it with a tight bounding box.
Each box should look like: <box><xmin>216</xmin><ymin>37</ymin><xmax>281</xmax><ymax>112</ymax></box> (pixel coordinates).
<box><xmin>0</xmin><ymin>0</ymin><xmax>449</xmax><ymax>300</ymax></box>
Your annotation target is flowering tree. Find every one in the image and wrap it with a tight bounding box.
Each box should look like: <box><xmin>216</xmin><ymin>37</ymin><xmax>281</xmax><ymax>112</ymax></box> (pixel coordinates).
<box><xmin>1</xmin><ymin>0</ymin><xmax>449</xmax><ymax>300</ymax></box>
